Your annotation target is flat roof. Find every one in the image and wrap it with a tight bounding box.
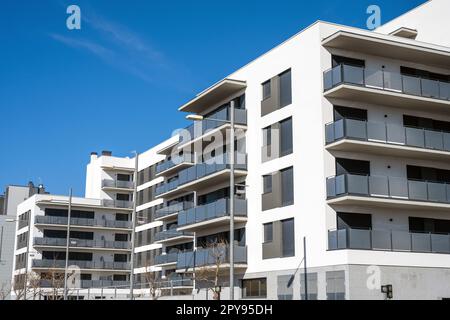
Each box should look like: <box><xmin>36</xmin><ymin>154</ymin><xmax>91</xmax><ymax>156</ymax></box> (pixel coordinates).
<box><xmin>178</xmin><ymin>79</ymin><xmax>246</xmax><ymax>113</ymax></box>
<box><xmin>322</xmin><ymin>30</ymin><xmax>450</xmax><ymax>69</ymax></box>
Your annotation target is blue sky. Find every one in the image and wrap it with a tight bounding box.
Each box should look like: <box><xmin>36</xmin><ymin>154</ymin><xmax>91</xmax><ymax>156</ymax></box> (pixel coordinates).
<box><xmin>0</xmin><ymin>0</ymin><xmax>425</xmax><ymax>196</ymax></box>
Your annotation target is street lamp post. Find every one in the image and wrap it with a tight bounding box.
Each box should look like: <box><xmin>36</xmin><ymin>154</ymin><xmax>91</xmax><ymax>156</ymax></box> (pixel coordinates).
<box><xmin>186</xmin><ymin>99</ymin><xmax>236</xmax><ymax>300</ymax></box>
<box><xmin>229</xmin><ymin>100</ymin><xmax>235</xmax><ymax>300</ymax></box>
<box><xmin>63</xmin><ymin>188</ymin><xmax>73</xmax><ymax>300</ymax></box>
<box><xmin>129</xmin><ymin>152</ymin><xmax>139</xmax><ymax>300</ymax></box>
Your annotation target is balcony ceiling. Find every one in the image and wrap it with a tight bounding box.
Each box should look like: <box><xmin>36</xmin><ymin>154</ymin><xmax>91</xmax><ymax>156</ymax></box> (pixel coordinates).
<box><xmin>322</xmin><ymin>31</ymin><xmax>450</xmax><ymax>69</ymax></box>
<box><xmin>326</xmin><ymin>139</ymin><xmax>450</xmax><ymax>162</ymax></box>
<box><xmin>178</xmin><ymin>79</ymin><xmax>247</xmax><ymax>113</ymax></box>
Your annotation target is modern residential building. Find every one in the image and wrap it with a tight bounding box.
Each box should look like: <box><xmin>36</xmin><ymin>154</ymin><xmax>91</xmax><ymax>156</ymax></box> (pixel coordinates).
<box><xmin>131</xmin><ymin>0</ymin><xmax>450</xmax><ymax>300</ymax></box>
<box><xmin>11</xmin><ymin>152</ymin><xmax>136</xmax><ymax>300</ymax></box>
<box><xmin>11</xmin><ymin>0</ymin><xmax>450</xmax><ymax>300</ymax></box>
<box><xmin>1</xmin><ymin>183</ymin><xmax>47</xmax><ymax>299</ymax></box>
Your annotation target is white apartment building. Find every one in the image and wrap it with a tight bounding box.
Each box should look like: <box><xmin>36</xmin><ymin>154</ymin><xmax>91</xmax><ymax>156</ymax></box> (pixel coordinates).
<box><xmin>1</xmin><ymin>183</ymin><xmax>45</xmax><ymax>299</ymax></box>
<box><xmin>10</xmin><ymin>0</ymin><xmax>450</xmax><ymax>301</ymax></box>
<box><xmin>131</xmin><ymin>0</ymin><xmax>450</xmax><ymax>300</ymax></box>
<box><xmin>11</xmin><ymin>151</ymin><xmax>136</xmax><ymax>300</ymax></box>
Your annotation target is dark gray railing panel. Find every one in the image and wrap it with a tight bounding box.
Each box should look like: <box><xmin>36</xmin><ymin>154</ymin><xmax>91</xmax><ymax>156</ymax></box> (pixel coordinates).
<box><xmin>346</xmin><ymin>175</ymin><xmax>368</xmax><ymax>195</ymax></box>
<box><xmin>323</xmin><ymin>64</ymin><xmax>450</xmax><ymax>102</ymax></box>
<box><xmin>411</xmin><ymin>233</ymin><xmax>431</xmax><ymax>252</ymax></box>
<box><xmin>328</xmin><ymin>228</ymin><xmax>450</xmax><ymax>254</ymax></box>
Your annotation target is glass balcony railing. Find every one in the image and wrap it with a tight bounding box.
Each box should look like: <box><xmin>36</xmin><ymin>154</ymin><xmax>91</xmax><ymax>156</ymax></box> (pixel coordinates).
<box><xmin>180</xmin><ymin>108</ymin><xmax>247</xmax><ymax>145</ymax></box>
<box><xmin>32</xmin><ymin>259</ymin><xmax>130</xmax><ymax>270</ymax></box>
<box><xmin>323</xmin><ymin>64</ymin><xmax>450</xmax><ymax>102</ymax></box>
<box><xmin>102</xmin><ymin>199</ymin><xmax>133</xmax><ymax>209</ymax></box>
<box><xmin>177</xmin><ymin>245</ymin><xmax>247</xmax><ymax>270</ymax></box>
<box><xmin>102</xmin><ymin>179</ymin><xmax>134</xmax><ymax>189</ymax></box>
<box><xmin>159</xmin><ymin>277</ymin><xmax>193</xmax><ymax>288</ymax></box>
<box><xmin>328</xmin><ymin>228</ymin><xmax>450</xmax><ymax>254</ymax></box>
<box><xmin>35</xmin><ymin>216</ymin><xmax>132</xmax><ymax>229</ymax></box>
<box><xmin>33</xmin><ymin>237</ymin><xmax>131</xmax><ymax>250</ymax></box>
<box><xmin>155</xmin><ymin>153</ymin><xmax>247</xmax><ymax>196</ymax></box>
<box><xmin>325</xmin><ymin>118</ymin><xmax>450</xmax><ymax>152</ymax></box>
<box><xmin>154</xmin><ymin>252</ymin><xmax>179</xmax><ymax>266</ymax></box>
<box><xmin>154</xmin><ymin>201</ymin><xmax>194</xmax><ymax>220</ymax></box>
<box><xmin>39</xmin><ymin>279</ymin><xmax>129</xmax><ymax>289</ymax></box>
<box><xmin>156</xmin><ymin>153</ymin><xmax>194</xmax><ymax>174</ymax></box>
<box><xmin>327</xmin><ymin>173</ymin><xmax>450</xmax><ymax>204</ymax></box>
<box><xmin>154</xmin><ymin>229</ymin><xmax>194</xmax><ymax>242</ymax></box>
<box><xmin>178</xmin><ymin>198</ymin><xmax>247</xmax><ymax>228</ymax></box>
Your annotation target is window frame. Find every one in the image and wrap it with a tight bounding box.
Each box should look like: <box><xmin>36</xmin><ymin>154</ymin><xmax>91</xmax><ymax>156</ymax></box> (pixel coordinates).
<box><xmin>262</xmin><ymin>80</ymin><xmax>271</xmax><ymax>101</ymax></box>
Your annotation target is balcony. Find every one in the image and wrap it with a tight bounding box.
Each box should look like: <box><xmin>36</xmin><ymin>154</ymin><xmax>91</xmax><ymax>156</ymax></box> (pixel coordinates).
<box><xmin>156</xmin><ymin>153</ymin><xmax>194</xmax><ymax>177</ymax></box>
<box><xmin>178</xmin><ymin>108</ymin><xmax>247</xmax><ymax>148</ymax></box>
<box><xmin>159</xmin><ymin>277</ymin><xmax>193</xmax><ymax>289</ymax></box>
<box><xmin>177</xmin><ymin>198</ymin><xmax>247</xmax><ymax>231</ymax></box>
<box><xmin>32</xmin><ymin>259</ymin><xmax>130</xmax><ymax>270</ymax></box>
<box><xmin>154</xmin><ymin>201</ymin><xmax>194</xmax><ymax>221</ymax></box>
<box><xmin>102</xmin><ymin>179</ymin><xmax>134</xmax><ymax>190</ymax></box>
<box><xmin>177</xmin><ymin>245</ymin><xmax>247</xmax><ymax>271</ymax></box>
<box><xmin>323</xmin><ymin>64</ymin><xmax>450</xmax><ymax>112</ymax></box>
<box><xmin>328</xmin><ymin>228</ymin><xmax>450</xmax><ymax>254</ymax></box>
<box><xmin>33</xmin><ymin>237</ymin><xmax>131</xmax><ymax>250</ymax></box>
<box><xmin>326</xmin><ymin>174</ymin><xmax>450</xmax><ymax>210</ymax></box>
<box><xmin>39</xmin><ymin>279</ymin><xmax>129</xmax><ymax>289</ymax></box>
<box><xmin>155</xmin><ymin>154</ymin><xmax>247</xmax><ymax>198</ymax></box>
<box><xmin>154</xmin><ymin>229</ymin><xmax>194</xmax><ymax>244</ymax></box>
<box><xmin>154</xmin><ymin>252</ymin><xmax>178</xmax><ymax>267</ymax></box>
<box><xmin>325</xmin><ymin>118</ymin><xmax>450</xmax><ymax>161</ymax></box>
<box><xmin>101</xmin><ymin>199</ymin><xmax>133</xmax><ymax>210</ymax></box>
<box><xmin>35</xmin><ymin>216</ymin><xmax>132</xmax><ymax>230</ymax></box>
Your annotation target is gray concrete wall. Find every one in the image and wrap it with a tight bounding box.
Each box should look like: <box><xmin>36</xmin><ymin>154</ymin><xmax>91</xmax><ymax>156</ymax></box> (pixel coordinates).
<box><xmin>0</xmin><ymin>215</ymin><xmax>16</xmax><ymax>299</ymax></box>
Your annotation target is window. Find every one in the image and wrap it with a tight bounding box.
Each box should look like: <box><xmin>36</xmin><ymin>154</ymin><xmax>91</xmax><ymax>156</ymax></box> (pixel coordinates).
<box><xmin>334</xmin><ymin>105</ymin><xmax>367</xmax><ymax>122</ymax></box>
<box><xmin>116</xmin><ymin>213</ymin><xmax>128</xmax><ymax>221</ymax></box>
<box><xmin>326</xmin><ymin>271</ymin><xmax>346</xmax><ymax>300</ymax></box>
<box><xmin>263</xmin><ymin>223</ymin><xmax>273</xmax><ymax>243</ymax></box>
<box><xmin>115</xmin><ymin>234</ymin><xmax>128</xmax><ymax>242</ymax></box>
<box><xmin>336</xmin><ymin>158</ymin><xmax>370</xmax><ymax>176</ymax></box>
<box><xmin>280</xmin><ymin>117</ymin><xmax>293</xmax><ymax>156</ymax></box>
<box><xmin>116</xmin><ymin>193</ymin><xmax>130</xmax><ymax>201</ymax></box>
<box><xmin>279</xmin><ymin>69</ymin><xmax>292</xmax><ymax>108</ymax></box>
<box><xmin>281</xmin><ymin>218</ymin><xmax>295</xmax><ymax>257</ymax></box>
<box><xmin>332</xmin><ymin>55</ymin><xmax>365</xmax><ymax>68</ymax></box>
<box><xmin>281</xmin><ymin>167</ymin><xmax>294</xmax><ymax>206</ymax></box>
<box><xmin>300</xmin><ymin>273</ymin><xmax>318</xmax><ymax>300</ymax></box>
<box><xmin>114</xmin><ymin>254</ymin><xmax>128</xmax><ymax>262</ymax></box>
<box><xmin>242</xmin><ymin>278</ymin><xmax>267</xmax><ymax>298</ymax></box>
<box><xmin>80</xmin><ymin>274</ymin><xmax>92</xmax><ymax>280</ymax></box>
<box><xmin>337</xmin><ymin>212</ymin><xmax>372</xmax><ymax>230</ymax></box>
<box><xmin>113</xmin><ymin>274</ymin><xmax>127</xmax><ymax>281</ymax></box>
<box><xmin>277</xmin><ymin>275</ymin><xmax>293</xmax><ymax>300</ymax></box>
<box><xmin>263</xmin><ymin>126</ymin><xmax>271</xmax><ymax>147</ymax></box>
<box><xmin>263</xmin><ymin>175</ymin><xmax>272</xmax><ymax>194</ymax></box>
<box><xmin>262</xmin><ymin>80</ymin><xmax>271</xmax><ymax>100</ymax></box>
<box><xmin>117</xmin><ymin>174</ymin><xmax>131</xmax><ymax>181</ymax></box>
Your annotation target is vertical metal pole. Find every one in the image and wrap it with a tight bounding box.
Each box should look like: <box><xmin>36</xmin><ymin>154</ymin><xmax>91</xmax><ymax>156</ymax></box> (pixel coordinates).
<box><xmin>0</xmin><ymin>226</ymin><xmax>3</xmax><ymax>262</ymax></box>
<box><xmin>229</xmin><ymin>100</ymin><xmax>235</xmax><ymax>300</ymax></box>
<box><xmin>303</xmin><ymin>237</ymin><xmax>308</xmax><ymax>300</ymax></box>
<box><xmin>63</xmin><ymin>188</ymin><xmax>72</xmax><ymax>300</ymax></box>
<box><xmin>193</xmin><ymin>231</ymin><xmax>197</xmax><ymax>297</ymax></box>
<box><xmin>129</xmin><ymin>152</ymin><xmax>139</xmax><ymax>300</ymax></box>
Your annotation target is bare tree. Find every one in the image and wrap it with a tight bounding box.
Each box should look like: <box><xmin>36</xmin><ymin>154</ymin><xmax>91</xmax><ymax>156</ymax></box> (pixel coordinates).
<box><xmin>142</xmin><ymin>259</ymin><xmax>161</xmax><ymax>300</ymax></box>
<box><xmin>0</xmin><ymin>282</ymin><xmax>12</xmax><ymax>300</ymax></box>
<box><xmin>194</xmin><ymin>239</ymin><xmax>229</xmax><ymax>300</ymax></box>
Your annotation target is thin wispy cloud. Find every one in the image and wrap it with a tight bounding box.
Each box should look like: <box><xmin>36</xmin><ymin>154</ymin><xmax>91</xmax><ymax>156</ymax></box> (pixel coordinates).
<box><xmin>50</xmin><ymin>33</ymin><xmax>114</xmax><ymax>60</ymax></box>
<box><xmin>49</xmin><ymin>6</ymin><xmax>192</xmax><ymax>89</ymax></box>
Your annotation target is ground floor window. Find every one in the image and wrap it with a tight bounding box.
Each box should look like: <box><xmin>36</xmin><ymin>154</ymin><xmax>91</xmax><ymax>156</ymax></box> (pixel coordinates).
<box><xmin>242</xmin><ymin>278</ymin><xmax>267</xmax><ymax>299</ymax></box>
